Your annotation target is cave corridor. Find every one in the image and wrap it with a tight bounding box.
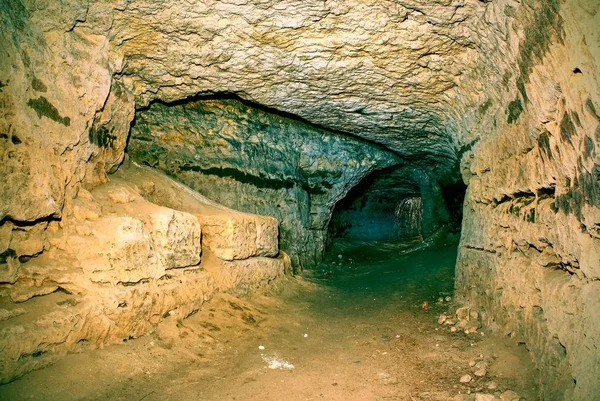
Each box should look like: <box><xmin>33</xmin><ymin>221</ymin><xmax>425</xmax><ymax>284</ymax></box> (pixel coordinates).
<box><xmin>1</xmin><ymin>1</ymin><xmax>599</xmax><ymax>401</ymax></box>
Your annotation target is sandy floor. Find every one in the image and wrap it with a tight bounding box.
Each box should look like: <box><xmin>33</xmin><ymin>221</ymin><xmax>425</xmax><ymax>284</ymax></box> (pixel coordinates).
<box><xmin>0</xmin><ymin>241</ymin><xmax>539</xmax><ymax>401</ymax></box>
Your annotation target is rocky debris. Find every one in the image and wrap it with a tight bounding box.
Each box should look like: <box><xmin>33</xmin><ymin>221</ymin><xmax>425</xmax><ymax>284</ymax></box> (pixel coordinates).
<box><xmin>415</xmin><ymin>392</ymin><xmax>507</xmax><ymax>401</ymax></box>
<box><xmin>499</xmin><ymin>390</ymin><xmax>522</xmax><ymax>401</ymax></box>
<box><xmin>444</xmin><ymin>390</ymin><xmax>523</xmax><ymax>401</ymax></box>
<box><xmin>473</xmin><ymin>361</ymin><xmax>488</xmax><ymax>377</ymax></box>
<box><xmin>439</xmin><ymin>306</ymin><xmax>483</xmax><ymax>335</ymax></box>
<box><xmin>452</xmin><ymin>351</ymin><xmax>525</xmax><ymax>401</ymax></box>
<box><xmin>474</xmin><ymin>395</ymin><xmax>496</xmax><ymax>401</ymax></box>
<box><xmin>475</xmin><ymin>393</ymin><xmax>497</xmax><ymax>401</ymax></box>
<box><xmin>438</xmin><ymin>295</ymin><xmax>453</xmax><ymax>304</ymax></box>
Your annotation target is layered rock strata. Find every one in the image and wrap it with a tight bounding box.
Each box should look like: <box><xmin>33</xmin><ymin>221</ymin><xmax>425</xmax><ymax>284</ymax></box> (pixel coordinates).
<box><xmin>456</xmin><ymin>2</ymin><xmax>600</xmax><ymax>400</ymax></box>
<box><xmin>129</xmin><ymin>98</ymin><xmax>401</xmax><ymax>268</ymax></box>
<box><xmin>0</xmin><ymin>163</ymin><xmax>289</xmax><ymax>383</ymax></box>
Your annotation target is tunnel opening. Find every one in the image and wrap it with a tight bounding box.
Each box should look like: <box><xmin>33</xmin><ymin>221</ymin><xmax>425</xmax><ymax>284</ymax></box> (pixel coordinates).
<box><xmin>127</xmin><ymin>93</ymin><xmax>466</xmax><ymax>272</ymax></box>
<box><xmin>327</xmin><ymin>166</ymin><xmax>423</xmax><ymax>242</ymax></box>
<box><xmin>326</xmin><ymin>164</ymin><xmax>464</xmax><ymax>249</ymax></box>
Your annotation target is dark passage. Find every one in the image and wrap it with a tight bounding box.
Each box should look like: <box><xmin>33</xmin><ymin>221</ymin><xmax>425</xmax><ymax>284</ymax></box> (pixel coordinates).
<box><xmin>328</xmin><ymin>166</ymin><xmax>423</xmax><ymax>241</ymax></box>
<box><xmin>327</xmin><ymin>165</ymin><xmax>465</xmax><ymax>247</ymax></box>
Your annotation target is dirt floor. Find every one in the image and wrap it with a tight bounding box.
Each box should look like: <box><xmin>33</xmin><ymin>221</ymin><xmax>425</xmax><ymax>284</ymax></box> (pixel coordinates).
<box><xmin>0</xmin><ymin>240</ymin><xmax>539</xmax><ymax>401</ymax></box>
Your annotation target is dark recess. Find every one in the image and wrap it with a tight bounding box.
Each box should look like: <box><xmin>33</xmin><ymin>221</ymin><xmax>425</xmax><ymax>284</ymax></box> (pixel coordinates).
<box><xmin>440</xmin><ymin>179</ymin><xmax>467</xmax><ymax>229</ymax></box>
<box><xmin>90</xmin><ymin>125</ymin><xmax>117</xmax><ymax>149</ymax></box>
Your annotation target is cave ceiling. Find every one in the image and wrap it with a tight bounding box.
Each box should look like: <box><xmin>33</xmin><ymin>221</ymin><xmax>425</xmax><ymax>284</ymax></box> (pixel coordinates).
<box><xmin>106</xmin><ymin>0</ymin><xmax>514</xmax><ymax>180</ymax></box>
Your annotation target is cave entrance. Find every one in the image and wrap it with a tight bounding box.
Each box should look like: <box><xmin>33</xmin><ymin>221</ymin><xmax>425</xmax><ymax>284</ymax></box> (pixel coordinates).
<box><xmin>327</xmin><ymin>165</ymin><xmax>465</xmax><ymax>247</ymax></box>
<box><xmin>328</xmin><ymin>166</ymin><xmax>423</xmax><ymax>243</ymax></box>
<box><xmin>321</xmin><ymin>163</ymin><xmax>466</xmax><ymax>277</ymax></box>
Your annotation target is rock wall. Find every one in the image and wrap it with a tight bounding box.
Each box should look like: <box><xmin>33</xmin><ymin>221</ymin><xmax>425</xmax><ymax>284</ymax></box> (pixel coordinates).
<box><xmin>0</xmin><ymin>162</ymin><xmax>289</xmax><ymax>383</ymax></box>
<box><xmin>0</xmin><ymin>1</ymin><xmax>126</xmax><ymax>223</ymax></box>
<box><xmin>128</xmin><ymin>98</ymin><xmax>400</xmax><ymax>269</ymax></box>
<box><xmin>455</xmin><ymin>1</ymin><xmax>600</xmax><ymax>400</ymax></box>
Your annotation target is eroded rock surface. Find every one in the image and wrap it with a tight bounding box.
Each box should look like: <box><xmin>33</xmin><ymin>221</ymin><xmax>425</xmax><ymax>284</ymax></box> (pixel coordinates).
<box><xmin>129</xmin><ymin>98</ymin><xmax>400</xmax><ymax>268</ymax></box>
<box><xmin>0</xmin><ymin>163</ymin><xmax>288</xmax><ymax>383</ymax></box>
<box><xmin>115</xmin><ymin>162</ymin><xmax>281</xmax><ymax>262</ymax></box>
<box><xmin>456</xmin><ymin>2</ymin><xmax>600</xmax><ymax>400</ymax></box>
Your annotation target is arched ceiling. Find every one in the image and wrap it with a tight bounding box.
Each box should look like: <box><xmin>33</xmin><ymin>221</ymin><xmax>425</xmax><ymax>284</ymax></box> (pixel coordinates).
<box><xmin>106</xmin><ymin>0</ymin><xmax>518</xmax><ymax>180</ymax></box>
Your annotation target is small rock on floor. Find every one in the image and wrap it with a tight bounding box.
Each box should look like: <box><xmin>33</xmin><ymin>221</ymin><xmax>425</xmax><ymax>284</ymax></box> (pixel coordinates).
<box><xmin>500</xmin><ymin>390</ymin><xmax>521</xmax><ymax>401</ymax></box>
<box><xmin>473</xmin><ymin>361</ymin><xmax>488</xmax><ymax>377</ymax></box>
<box><xmin>475</xmin><ymin>394</ymin><xmax>497</xmax><ymax>401</ymax></box>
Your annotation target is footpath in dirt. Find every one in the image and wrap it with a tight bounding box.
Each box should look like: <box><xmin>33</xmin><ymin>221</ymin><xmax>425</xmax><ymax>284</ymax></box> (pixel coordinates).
<box><xmin>0</xmin><ymin>240</ymin><xmax>539</xmax><ymax>401</ymax></box>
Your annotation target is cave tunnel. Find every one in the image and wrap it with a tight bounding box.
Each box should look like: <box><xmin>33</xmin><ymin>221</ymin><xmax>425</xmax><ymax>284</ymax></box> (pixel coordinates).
<box><xmin>327</xmin><ymin>164</ymin><xmax>466</xmax><ymax>244</ymax></box>
<box><xmin>328</xmin><ymin>166</ymin><xmax>428</xmax><ymax>242</ymax></box>
<box><xmin>1</xmin><ymin>1</ymin><xmax>600</xmax><ymax>400</ymax></box>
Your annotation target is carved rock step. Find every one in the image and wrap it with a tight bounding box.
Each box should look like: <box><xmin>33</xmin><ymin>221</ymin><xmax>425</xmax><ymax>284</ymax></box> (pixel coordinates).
<box><xmin>113</xmin><ymin>162</ymin><xmax>279</xmax><ymax>261</ymax></box>
<box><xmin>0</xmin><ymin>163</ymin><xmax>287</xmax><ymax>383</ymax></box>
<box><xmin>0</xmin><ymin>253</ymin><xmax>287</xmax><ymax>384</ymax></box>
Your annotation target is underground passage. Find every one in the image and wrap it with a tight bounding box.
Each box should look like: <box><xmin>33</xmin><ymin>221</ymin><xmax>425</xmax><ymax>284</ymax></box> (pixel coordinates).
<box><xmin>1</xmin><ymin>1</ymin><xmax>599</xmax><ymax>400</ymax></box>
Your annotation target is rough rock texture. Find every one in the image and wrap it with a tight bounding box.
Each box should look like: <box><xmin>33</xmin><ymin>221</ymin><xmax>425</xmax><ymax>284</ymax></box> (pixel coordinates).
<box><xmin>114</xmin><ymin>162</ymin><xmax>281</xmax><ymax>262</ymax></box>
<box><xmin>0</xmin><ymin>164</ymin><xmax>288</xmax><ymax>383</ymax></box>
<box><xmin>0</xmin><ymin>0</ymin><xmax>133</xmax><ymax>223</ymax></box>
<box><xmin>1</xmin><ymin>0</ymin><xmax>599</xmax><ymax>399</ymax></box>
<box><xmin>128</xmin><ymin>98</ymin><xmax>400</xmax><ymax>268</ymax></box>
<box><xmin>455</xmin><ymin>2</ymin><xmax>600</xmax><ymax>400</ymax></box>
<box><xmin>112</xmin><ymin>0</ymin><xmax>482</xmax><ymax>180</ymax></box>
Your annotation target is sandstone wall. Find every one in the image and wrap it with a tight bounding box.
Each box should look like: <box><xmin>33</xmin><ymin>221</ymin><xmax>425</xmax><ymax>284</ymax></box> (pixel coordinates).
<box><xmin>455</xmin><ymin>1</ymin><xmax>600</xmax><ymax>400</ymax></box>
<box><xmin>0</xmin><ymin>162</ymin><xmax>289</xmax><ymax>383</ymax></box>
